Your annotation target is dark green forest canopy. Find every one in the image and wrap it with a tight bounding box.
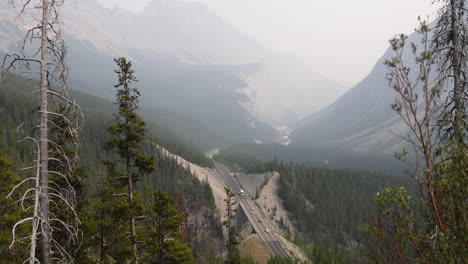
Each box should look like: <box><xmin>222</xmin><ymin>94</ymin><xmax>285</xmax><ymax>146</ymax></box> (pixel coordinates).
<box><xmin>218</xmin><ymin>143</ymin><xmax>407</xmax><ymax>176</ymax></box>
<box><xmin>0</xmin><ymin>73</ymin><xmax>213</xmax><ymax>169</ymax></box>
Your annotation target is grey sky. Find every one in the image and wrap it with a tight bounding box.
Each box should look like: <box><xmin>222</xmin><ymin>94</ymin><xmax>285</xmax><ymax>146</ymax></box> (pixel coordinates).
<box><xmin>97</xmin><ymin>0</ymin><xmax>440</xmax><ymax>87</ymax></box>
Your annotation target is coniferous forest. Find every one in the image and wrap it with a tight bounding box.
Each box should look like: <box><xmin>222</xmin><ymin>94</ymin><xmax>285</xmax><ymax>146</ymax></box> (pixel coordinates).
<box><xmin>0</xmin><ymin>70</ymin><xmax>223</xmax><ymax>263</ymax></box>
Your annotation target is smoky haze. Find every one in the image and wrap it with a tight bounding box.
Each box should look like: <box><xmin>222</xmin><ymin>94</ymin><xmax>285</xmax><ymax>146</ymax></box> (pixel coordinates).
<box><xmin>98</xmin><ymin>0</ymin><xmax>440</xmax><ymax>87</ymax></box>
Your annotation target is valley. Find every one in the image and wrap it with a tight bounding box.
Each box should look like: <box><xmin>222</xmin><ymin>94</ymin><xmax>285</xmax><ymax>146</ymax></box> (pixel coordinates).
<box><xmin>0</xmin><ymin>0</ymin><xmax>465</xmax><ymax>263</ymax></box>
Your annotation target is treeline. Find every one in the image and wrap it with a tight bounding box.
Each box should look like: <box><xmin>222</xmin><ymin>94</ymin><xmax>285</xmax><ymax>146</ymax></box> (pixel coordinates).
<box><xmin>217</xmin><ymin>143</ymin><xmax>406</xmax><ymax>176</ymax></box>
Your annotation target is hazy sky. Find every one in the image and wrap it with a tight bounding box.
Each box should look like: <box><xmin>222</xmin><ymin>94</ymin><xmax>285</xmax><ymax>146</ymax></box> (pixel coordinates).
<box><xmin>97</xmin><ymin>0</ymin><xmax>440</xmax><ymax>87</ymax></box>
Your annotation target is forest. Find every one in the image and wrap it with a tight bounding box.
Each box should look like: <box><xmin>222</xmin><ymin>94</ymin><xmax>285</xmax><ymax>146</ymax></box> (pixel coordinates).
<box><xmin>0</xmin><ymin>72</ymin><xmax>224</xmax><ymax>263</ymax></box>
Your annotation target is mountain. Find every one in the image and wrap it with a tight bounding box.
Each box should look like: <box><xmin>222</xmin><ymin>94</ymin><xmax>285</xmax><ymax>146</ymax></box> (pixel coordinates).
<box><xmin>0</xmin><ymin>0</ymin><xmax>346</xmax><ymax>148</ymax></box>
<box><xmin>245</xmin><ymin>53</ymin><xmax>348</xmax><ymax>124</ymax></box>
<box><xmin>291</xmin><ymin>27</ymin><xmax>426</xmax><ymax>153</ymax></box>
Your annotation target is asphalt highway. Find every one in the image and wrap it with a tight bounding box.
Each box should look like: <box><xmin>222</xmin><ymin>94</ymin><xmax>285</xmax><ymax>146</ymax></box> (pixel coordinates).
<box><xmin>216</xmin><ymin>163</ymin><xmax>290</xmax><ymax>258</ymax></box>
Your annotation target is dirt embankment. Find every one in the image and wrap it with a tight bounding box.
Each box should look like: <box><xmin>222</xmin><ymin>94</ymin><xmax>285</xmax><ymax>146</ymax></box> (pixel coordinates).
<box><xmin>239</xmin><ymin>234</ymin><xmax>271</xmax><ymax>264</ymax></box>
<box><xmin>158</xmin><ymin>146</ymin><xmax>228</xmax><ymax>219</ymax></box>
<box><xmin>255</xmin><ymin>172</ymin><xmax>295</xmax><ymax>235</ymax></box>
<box><xmin>253</xmin><ymin>172</ymin><xmax>309</xmax><ymax>262</ymax></box>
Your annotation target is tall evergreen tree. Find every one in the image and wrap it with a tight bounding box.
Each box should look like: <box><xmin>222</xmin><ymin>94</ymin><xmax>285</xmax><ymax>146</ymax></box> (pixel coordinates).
<box><xmin>102</xmin><ymin>57</ymin><xmax>155</xmax><ymax>262</ymax></box>
<box><xmin>143</xmin><ymin>190</ymin><xmax>194</xmax><ymax>264</ymax></box>
<box><xmin>223</xmin><ymin>187</ymin><xmax>241</xmax><ymax>264</ymax></box>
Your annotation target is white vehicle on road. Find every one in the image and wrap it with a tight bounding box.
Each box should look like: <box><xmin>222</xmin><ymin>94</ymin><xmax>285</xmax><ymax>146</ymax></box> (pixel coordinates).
<box><xmin>239</xmin><ymin>189</ymin><xmax>245</xmax><ymax>195</ymax></box>
<box><xmin>265</xmin><ymin>228</ymin><xmax>270</xmax><ymax>233</ymax></box>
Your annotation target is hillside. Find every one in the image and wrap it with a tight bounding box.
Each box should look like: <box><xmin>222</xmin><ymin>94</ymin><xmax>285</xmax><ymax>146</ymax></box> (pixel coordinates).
<box><xmin>0</xmin><ymin>73</ymin><xmax>227</xmax><ymax>261</ymax></box>
<box><xmin>291</xmin><ymin>26</ymin><xmax>429</xmax><ymax>153</ymax></box>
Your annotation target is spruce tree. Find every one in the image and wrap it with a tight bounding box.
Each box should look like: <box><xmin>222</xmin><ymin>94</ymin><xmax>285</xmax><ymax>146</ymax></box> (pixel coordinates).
<box><xmin>143</xmin><ymin>190</ymin><xmax>194</xmax><ymax>264</ymax></box>
<box><xmin>102</xmin><ymin>57</ymin><xmax>155</xmax><ymax>262</ymax></box>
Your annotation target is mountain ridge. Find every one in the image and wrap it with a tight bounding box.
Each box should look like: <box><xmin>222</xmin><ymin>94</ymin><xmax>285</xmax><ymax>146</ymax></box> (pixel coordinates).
<box><xmin>291</xmin><ymin>26</ymin><xmax>430</xmax><ymax>153</ymax></box>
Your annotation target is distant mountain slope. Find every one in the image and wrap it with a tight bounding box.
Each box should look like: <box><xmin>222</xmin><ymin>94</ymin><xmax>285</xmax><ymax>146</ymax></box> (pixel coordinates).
<box><xmin>0</xmin><ymin>2</ymin><xmax>278</xmax><ymax>149</ymax></box>
<box><xmin>64</xmin><ymin>0</ymin><xmax>267</xmax><ymax>65</ymax></box>
<box><xmin>65</xmin><ymin>35</ymin><xmax>276</xmax><ymax>149</ymax></box>
<box><xmin>1</xmin><ymin>0</ymin><xmax>347</xmax><ymax>133</ymax></box>
<box><xmin>291</xmin><ymin>28</ymin><xmax>427</xmax><ymax>153</ymax></box>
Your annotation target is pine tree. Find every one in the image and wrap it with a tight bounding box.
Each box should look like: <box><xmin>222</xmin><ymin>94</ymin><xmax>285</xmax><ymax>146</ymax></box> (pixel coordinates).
<box><xmin>223</xmin><ymin>187</ymin><xmax>241</xmax><ymax>264</ymax></box>
<box><xmin>102</xmin><ymin>57</ymin><xmax>155</xmax><ymax>262</ymax></box>
<box><xmin>143</xmin><ymin>190</ymin><xmax>194</xmax><ymax>264</ymax></box>
<box><xmin>91</xmin><ymin>165</ymin><xmax>133</xmax><ymax>263</ymax></box>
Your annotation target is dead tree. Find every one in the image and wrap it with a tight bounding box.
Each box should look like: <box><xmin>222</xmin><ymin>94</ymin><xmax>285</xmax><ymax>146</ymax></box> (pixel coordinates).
<box><xmin>433</xmin><ymin>0</ymin><xmax>467</xmax><ymax>140</ymax></box>
<box><xmin>2</xmin><ymin>0</ymin><xmax>82</xmax><ymax>263</ymax></box>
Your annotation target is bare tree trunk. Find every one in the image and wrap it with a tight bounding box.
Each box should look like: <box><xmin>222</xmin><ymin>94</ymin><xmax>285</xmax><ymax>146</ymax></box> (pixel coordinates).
<box><xmin>128</xmin><ymin>154</ymin><xmax>137</xmax><ymax>263</ymax></box>
<box><xmin>4</xmin><ymin>1</ymin><xmax>83</xmax><ymax>262</ymax></box>
<box><xmin>29</xmin><ymin>146</ymin><xmax>41</xmax><ymax>264</ymax></box>
<box><xmin>450</xmin><ymin>0</ymin><xmax>463</xmax><ymax>137</ymax></box>
<box><xmin>39</xmin><ymin>0</ymin><xmax>51</xmax><ymax>263</ymax></box>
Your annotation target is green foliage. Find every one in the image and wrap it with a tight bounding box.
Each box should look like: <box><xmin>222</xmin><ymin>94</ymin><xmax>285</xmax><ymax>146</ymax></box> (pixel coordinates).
<box><xmin>105</xmin><ymin>57</ymin><xmax>156</xmax><ymax>176</ymax></box>
<box><xmin>88</xmin><ymin>167</ymin><xmax>136</xmax><ymax>262</ymax></box>
<box><xmin>216</xmin><ymin>143</ymin><xmax>407</xmax><ymax>176</ymax></box>
<box><xmin>292</xmin><ymin>235</ymin><xmax>362</xmax><ymax>264</ymax></box>
<box><xmin>214</xmin><ymin>152</ymin><xmax>265</xmax><ymax>173</ymax></box>
<box><xmin>433</xmin><ymin>134</ymin><xmax>468</xmax><ymax>260</ymax></box>
<box><xmin>0</xmin><ymin>73</ymin><xmax>211</xmax><ymax>172</ymax></box>
<box><xmin>0</xmin><ymin>132</ymin><xmax>28</xmax><ymax>262</ymax></box>
<box><xmin>240</xmin><ymin>255</ymin><xmax>257</xmax><ymax>264</ymax></box>
<box><xmin>143</xmin><ymin>190</ymin><xmax>194</xmax><ymax>264</ymax></box>
<box><xmin>362</xmin><ymin>142</ymin><xmax>467</xmax><ymax>264</ymax></box>
<box><xmin>267</xmin><ymin>256</ymin><xmax>303</xmax><ymax>264</ymax></box>
<box><xmin>361</xmin><ymin>16</ymin><xmax>467</xmax><ymax>264</ymax></box>
<box><xmin>96</xmin><ymin>57</ymin><xmax>156</xmax><ymax>262</ymax></box>
<box><xmin>360</xmin><ymin>187</ymin><xmax>418</xmax><ymax>263</ymax></box>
